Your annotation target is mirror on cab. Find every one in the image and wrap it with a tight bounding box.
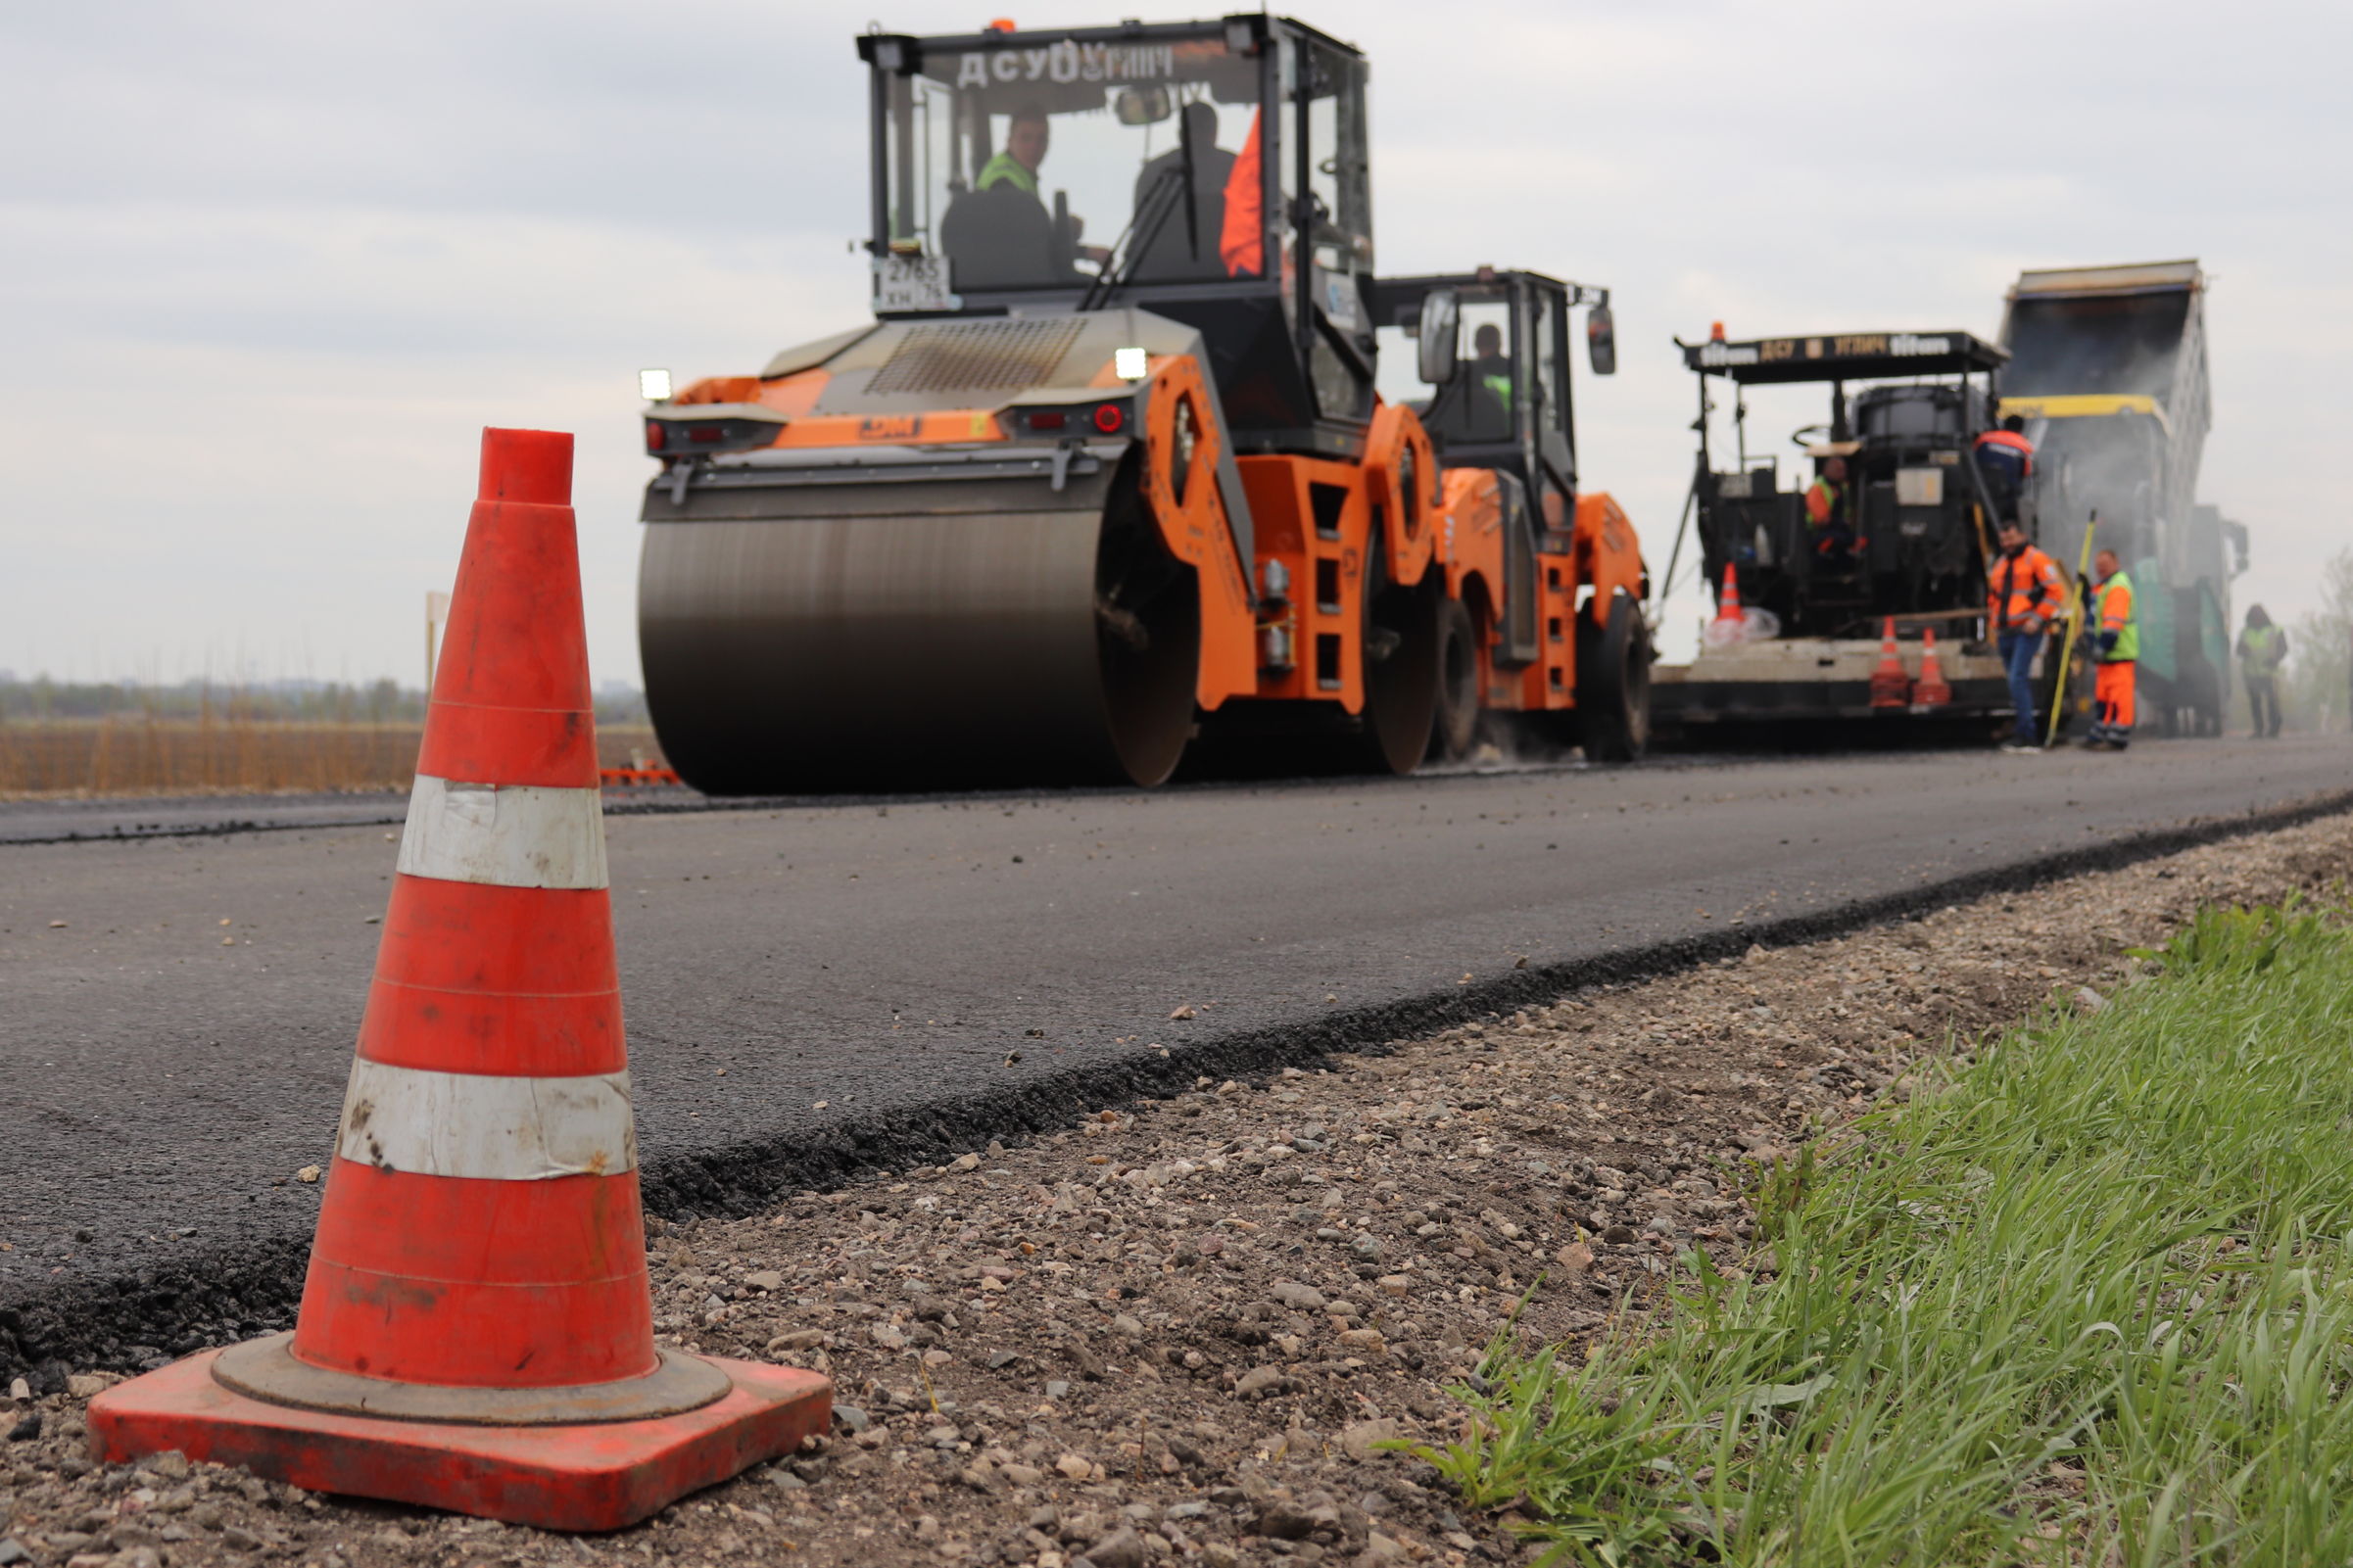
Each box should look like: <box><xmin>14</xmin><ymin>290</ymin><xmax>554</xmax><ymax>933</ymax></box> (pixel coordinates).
<box><xmin>1587</xmin><ymin>302</ymin><xmax>1617</xmax><ymax>376</ymax></box>
<box><xmin>1417</xmin><ymin>289</ymin><xmax>1461</xmax><ymax>386</ymax></box>
<box><xmin>1113</xmin><ymin>85</ymin><xmax>1174</xmax><ymax>125</ymax></box>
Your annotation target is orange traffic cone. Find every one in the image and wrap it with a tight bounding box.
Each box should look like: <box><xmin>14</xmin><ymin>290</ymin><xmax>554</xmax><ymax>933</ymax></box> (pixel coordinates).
<box><xmin>88</xmin><ymin>430</ymin><xmax>829</xmax><ymax>1531</ymax></box>
<box><xmin>1912</xmin><ymin>627</ymin><xmax>1953</xmax><ymax>708</ymax></box>
<box><xmin>1713</xmin><ymin>563</ymin><xmax>1745</xmax><ymax>630</ymax></box>
<box><xmin>1868</xmin><ymin>616</ymin><xmax>1911</xmax><ymax>708</ymax></box>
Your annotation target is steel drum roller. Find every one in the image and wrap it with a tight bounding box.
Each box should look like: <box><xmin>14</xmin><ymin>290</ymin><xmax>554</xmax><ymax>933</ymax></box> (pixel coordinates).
<box><xmin>639</xmin><ymin>474</ymin><xmax>1200</xmax><ymax>794</ymax></box>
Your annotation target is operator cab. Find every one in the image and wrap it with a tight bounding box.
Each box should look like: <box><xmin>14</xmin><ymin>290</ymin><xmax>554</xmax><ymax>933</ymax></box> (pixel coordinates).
<box><xmin>858</xmin><ymin>16</ymin><xmax>1377</xmax><ymax>454</ymax></box>
<box><xmin>1370</xmin><ymin>269</ymin><xmax>1616</xmax><ymax>548</ymax></box>
<box><xmin>1371</xmin><ymin>268</ymin><xmax>1619</xmax><ymax>675</ymax></box>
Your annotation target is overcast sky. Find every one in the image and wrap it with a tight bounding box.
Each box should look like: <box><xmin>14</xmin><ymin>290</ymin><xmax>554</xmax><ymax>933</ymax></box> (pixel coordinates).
<box><xmin>4</xmin><ymin>1</ymin><xmax>2345</xmax><ymax>688</ymax></box>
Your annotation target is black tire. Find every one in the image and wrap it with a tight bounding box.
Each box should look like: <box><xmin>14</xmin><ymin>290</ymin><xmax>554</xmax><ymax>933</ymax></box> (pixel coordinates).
<box><xmin>1354</xmin><ymin>544</ymin><xmax>1441</xmax><ymax>777</ymax></box>
<box><xmin>1193</xmin><ymin>539</ymin><xmax>1437</xmax><ymax>780</ymax></box>
<box><xmin>1575</xmin><ymin>594</ymin><xmax>1653</xmax><ymax>763</ymax></box>
<box><xmin>1427</xmin><ymin>596</ymin><xmax>1480</xmax><ymax>762</ymax></box>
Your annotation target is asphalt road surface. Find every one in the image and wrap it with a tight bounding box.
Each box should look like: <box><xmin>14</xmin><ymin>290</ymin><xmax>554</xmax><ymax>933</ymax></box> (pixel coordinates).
<box><xmin>3</xmin><ymin>736</ymin><xmax>2348</xmax><ymax>1371</ymax></box>
<box><xmin>0</xmin><ymin>784</ymin><xmax>721</xmax><ymax>844</ymax></box>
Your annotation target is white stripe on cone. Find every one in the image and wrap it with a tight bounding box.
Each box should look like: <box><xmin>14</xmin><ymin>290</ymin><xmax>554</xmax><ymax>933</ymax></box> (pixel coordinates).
<box><xmin>397</xmin><ymin>775</ymin><xmax>608</xmax><ymax>890</ymax></box>
<box><xmin>337</xmin><ymin>1060</ymin><xmax>637</xmax><ymax>1180</ymax></box>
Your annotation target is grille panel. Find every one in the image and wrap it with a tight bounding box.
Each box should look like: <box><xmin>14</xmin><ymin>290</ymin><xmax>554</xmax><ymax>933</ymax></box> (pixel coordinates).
<box><xmin>867</xmin><ymin>318</ymin><xmax>1086</xmax><ymax>397</ymax></box>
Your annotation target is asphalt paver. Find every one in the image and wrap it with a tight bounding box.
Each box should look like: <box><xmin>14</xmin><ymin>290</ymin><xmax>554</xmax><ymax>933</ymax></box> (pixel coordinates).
<box><xmin>1</xmin><ymin>736</ymin><xmax>2346</xmax><ymax>1374</ymax></box>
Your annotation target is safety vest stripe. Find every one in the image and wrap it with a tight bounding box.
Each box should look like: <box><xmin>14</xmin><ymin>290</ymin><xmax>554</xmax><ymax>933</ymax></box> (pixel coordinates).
<box><xmin>397</xmin><ymin>774</ymin><xmax>609</xmax><ymax>890</ymax></box>
<box><xmin>335</xmin><ymin>1059</ymin><xmax>637</xmax><ymax>1180</ymax></box>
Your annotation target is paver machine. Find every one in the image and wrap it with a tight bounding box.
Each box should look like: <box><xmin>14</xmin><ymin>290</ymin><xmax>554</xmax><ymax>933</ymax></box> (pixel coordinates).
<box><xmin>634</xmin><ymin>14</ymin><xmax>1650</xmax><ymax>793</ymax></box>
<box><xmin>1650</xmin><ymin>329</ymin><xmax>2018</xmax><ymax>735</ymax></box>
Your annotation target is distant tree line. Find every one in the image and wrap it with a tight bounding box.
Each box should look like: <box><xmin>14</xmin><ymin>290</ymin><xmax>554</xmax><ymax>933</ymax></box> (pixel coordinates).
<box><xmin>0</xmin><ymin>678</ymin><xmax>650</xmax><ymax>726</ymax></box>
<box><xmin>2281</xmin><ymin>545</ymin><xmax>2353</xmax><ymax>735</ymax></box>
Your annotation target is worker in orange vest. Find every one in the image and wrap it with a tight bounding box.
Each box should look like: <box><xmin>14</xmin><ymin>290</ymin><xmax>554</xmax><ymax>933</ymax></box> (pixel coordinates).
<box><xmin>1973</xmin><ymin>414</ymin><xmax>2036</xmax><ymax>528</ymax></box>
<box><xmin>1804</xmin><ymin>455</ymin><xmax>1862</xmax><ymax>562</ymax></box>
<box><xmin>1988</xmin><ymin>520</ymin><xmax>2066</xmax><ymax>753</ymax></box>
<box><xmin>2084</xmin><ymin>548</ymin><xmax>2137</xmax><ymax>750</ymax></box>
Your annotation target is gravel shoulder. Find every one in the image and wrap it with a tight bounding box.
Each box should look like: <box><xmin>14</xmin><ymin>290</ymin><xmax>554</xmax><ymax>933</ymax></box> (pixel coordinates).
<box><xmin>5</xmin><ymin>810</ymin><xmax>2351</xmax><ymax>1568</ymax></box>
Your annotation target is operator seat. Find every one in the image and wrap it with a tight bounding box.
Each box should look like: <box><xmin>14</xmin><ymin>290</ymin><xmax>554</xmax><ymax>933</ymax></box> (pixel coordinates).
<box><xmin>939</xmin><ymin>180</ymin><xmax>1063</xmax><ymax>291</ymax></box>
<box><xmin>1421</xmin><ymin>374</ymin><xmax>1510</xmax><ymax>449</ymax></box>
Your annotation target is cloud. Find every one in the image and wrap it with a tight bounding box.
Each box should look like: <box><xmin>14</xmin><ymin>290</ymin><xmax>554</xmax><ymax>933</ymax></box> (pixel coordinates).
<box><xmin>3</xmin><ymin>0</ymin><xmax>2347</xmax><ymax>685</ymax></box>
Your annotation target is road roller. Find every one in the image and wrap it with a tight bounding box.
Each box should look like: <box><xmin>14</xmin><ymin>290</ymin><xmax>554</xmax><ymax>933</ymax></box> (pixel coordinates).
<box><xmin>637</xmin><ymin>14</ymin><xmax>1651</xmax><ymax>794</ymax></box>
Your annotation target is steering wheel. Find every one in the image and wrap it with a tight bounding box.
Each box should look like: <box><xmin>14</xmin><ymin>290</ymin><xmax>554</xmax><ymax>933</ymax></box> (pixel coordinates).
<box><xmin>1791</xmin><ymin>423</ymin><xmax>1832</xmax><ymax>450</ymax></box>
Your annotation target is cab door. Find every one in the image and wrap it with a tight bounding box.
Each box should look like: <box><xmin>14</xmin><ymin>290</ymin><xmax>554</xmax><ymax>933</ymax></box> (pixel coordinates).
<box><xmin>1289</xmin><ymin>35</ymin><xmax>1375</xmax><ymax>430</ymax></box>
<box><xmin>1523</xmin><ymin>280</ymin><xmax>1578</xmax><ymax>543</ymax></box>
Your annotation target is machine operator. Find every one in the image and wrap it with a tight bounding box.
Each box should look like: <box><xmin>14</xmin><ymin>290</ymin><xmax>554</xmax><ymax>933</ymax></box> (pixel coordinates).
<box><xmin>1988</xmin><ymin>520</ymin><xmax>2066</xmax><ymax>753</ymax></box>
<box><xmin>1131</xmin><ymin>101</ymin><xmax>1234</xmax><ymax>279</ymax></box>
<box><xmin>1467</xmin><ymin>323</ymin><xmax>1513</xmax><ymax>407</ymax></box>
<box><xmin>949</xmin><ymin>104</ymin><xmax>1111</xmax><ymax>286</ymax></box>
<box><xmin>1804</xmin><ymin>455</ymin><xmax>1862</xmax><ymax>562</ymax></box>
<box><xmin>1974</xmin><ymin>414</ymin><xmax>2036</xmax><ymax>529</ymax></box>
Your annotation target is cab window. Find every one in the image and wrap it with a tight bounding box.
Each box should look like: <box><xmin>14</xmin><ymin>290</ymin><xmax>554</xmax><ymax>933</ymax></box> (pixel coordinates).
<box><xmin>877</xmin><ymin>32</ymin><xmax>1262</xmax><ymax>295</ymax></box>
<box><xmin>1296</xmin><ymin>40</ymin><xmax>1371</xmax><ymax>419</ymax></box>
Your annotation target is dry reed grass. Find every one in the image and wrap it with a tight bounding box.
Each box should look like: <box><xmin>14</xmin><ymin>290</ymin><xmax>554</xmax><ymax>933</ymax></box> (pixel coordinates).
<box><xmin>0</xmin><ymin>720</ymin><xmax>664</xmax><ymax>799</ymax></box>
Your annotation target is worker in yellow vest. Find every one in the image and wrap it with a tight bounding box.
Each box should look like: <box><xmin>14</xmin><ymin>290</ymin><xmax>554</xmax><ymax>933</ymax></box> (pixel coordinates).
<box><xmin>1804</xmin><ymin>455</ymin><xmax>1861</xmax><ymax>562</ymax></box>
<box><xmin>971</xmin><ymin>105</ymin><xmax>1110</xmax><ymax>273</ymax></box>
<box><xmin>2236</xmin><ymin>604</ymin><xmax>2289</xmax><ymax>737</ymax></box>
<box><xmin>2085</xmin><ymin>548</ymin><xmax>2137</xmax><ymax>750</ymax></box>
<box><xmin>1468</xmin><ymin>323</ymin><xmax>1513</xmax><ymax>407</ymax></box>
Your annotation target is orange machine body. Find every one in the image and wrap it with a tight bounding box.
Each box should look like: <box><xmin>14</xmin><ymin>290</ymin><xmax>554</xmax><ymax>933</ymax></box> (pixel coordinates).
<box><xmin>655</xmin><ymin>353</ymin><xmax>1642</xmax><ymax>743</ymax></box>
<box><xmin>635</xmin><ymin>18</ymin><xmax>1648</xmax><ymax>788</ymax></box>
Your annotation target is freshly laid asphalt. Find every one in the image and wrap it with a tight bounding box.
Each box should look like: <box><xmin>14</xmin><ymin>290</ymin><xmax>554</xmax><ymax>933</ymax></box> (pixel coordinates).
<box><xmin>0</xmin><ymin>784</ymin><xmax>719</xmax><ymax>844</ymax></box>
<box><xmin>2</xmin><ymin>735</ymin><xmax>2347</xmax><ymax>1376</ymax></box>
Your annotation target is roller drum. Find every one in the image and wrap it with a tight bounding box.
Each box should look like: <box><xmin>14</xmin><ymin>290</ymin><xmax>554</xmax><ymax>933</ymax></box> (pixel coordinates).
<box><xmin>639</xmin><ymin>467</ymin><xmax>1199</xmax><ymax>794</ymax></box>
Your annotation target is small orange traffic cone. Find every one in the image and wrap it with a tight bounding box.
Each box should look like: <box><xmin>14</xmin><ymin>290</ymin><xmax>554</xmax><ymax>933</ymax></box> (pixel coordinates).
<box><xmin>1869</xmin><ymin>616</ymin><xmax>1911</xmax><ymax>708</ymax></box>
<box><xmin>88</xmin><ymin>430</ymin><xmax>829</xmax><ymax>1531</ymax></box>
<box><xmin>1713</xmin><ymin>563</ymin><xmax>1745</xmax><ymax>631</ymax></box>
<box><xmin>1912</xmin><ymin>627</ymin><xmax>1953</xmax><ymax>708</ymax></box>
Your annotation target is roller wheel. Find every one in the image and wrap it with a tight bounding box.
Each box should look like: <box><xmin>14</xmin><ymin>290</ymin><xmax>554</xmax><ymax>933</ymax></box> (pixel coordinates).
<box><xmin>1428</xmin><ymin>596</ymin><xmax>1480</xmax><ymax>762</ymax></box>
<box><xmin>1355</xmin><ymin>543</ymin><xmax>1442</xmax><ymax>775</ymax></box>
<box><xmin>635</xmin><ymin>447</ymin><xmax>1199</xmax><ymax>795</ymax></box>
<box><xmin>1576</xmin><ymin>594</ymin><xmax>1652</xmax><ymax>763</ymax></box>
<box><xmin>1092</xmin><ymin>480</ymin><xmax>1201</xmax><ymax>785</ymax></box>
<box><xmin>1180</xmin><ymin>536</ymin><xmax>1439</xmax><ymax>781</ymax></box>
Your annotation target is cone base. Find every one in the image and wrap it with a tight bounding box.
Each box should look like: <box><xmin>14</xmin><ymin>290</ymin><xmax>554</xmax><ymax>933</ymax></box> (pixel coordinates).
<box><xmin>87</xmin><ymin>1348</ymin><xmax>830</xmax><ymax>1533</ymax></box>
<box><xmin>216</xmin><ymin>1334</ymin><xmax>732</xmax><ymax>1426</ymax></box>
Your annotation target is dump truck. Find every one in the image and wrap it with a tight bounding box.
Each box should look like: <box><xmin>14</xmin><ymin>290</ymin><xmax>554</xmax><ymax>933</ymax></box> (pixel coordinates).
<box><xmin>1650</xmin><ymin>329</ymin><xmax>2017</xmax><ymax>733</ymax></box>
<box><xmin>1999</xmin><ymin>261</ymin><xmax>2237</xmax><ymax>736</ymax></box>
<box><xmin>635</xmin><ymin>15</ymin><xmax>1650</xmax><ymax>793</ymax></box>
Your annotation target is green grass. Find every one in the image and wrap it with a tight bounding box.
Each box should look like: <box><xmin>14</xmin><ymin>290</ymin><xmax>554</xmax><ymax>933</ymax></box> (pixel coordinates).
<box><xmin>1428</xmin><ymin>900</ymin><xmax>2353</xmax><ymax>1566</ymax></box>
